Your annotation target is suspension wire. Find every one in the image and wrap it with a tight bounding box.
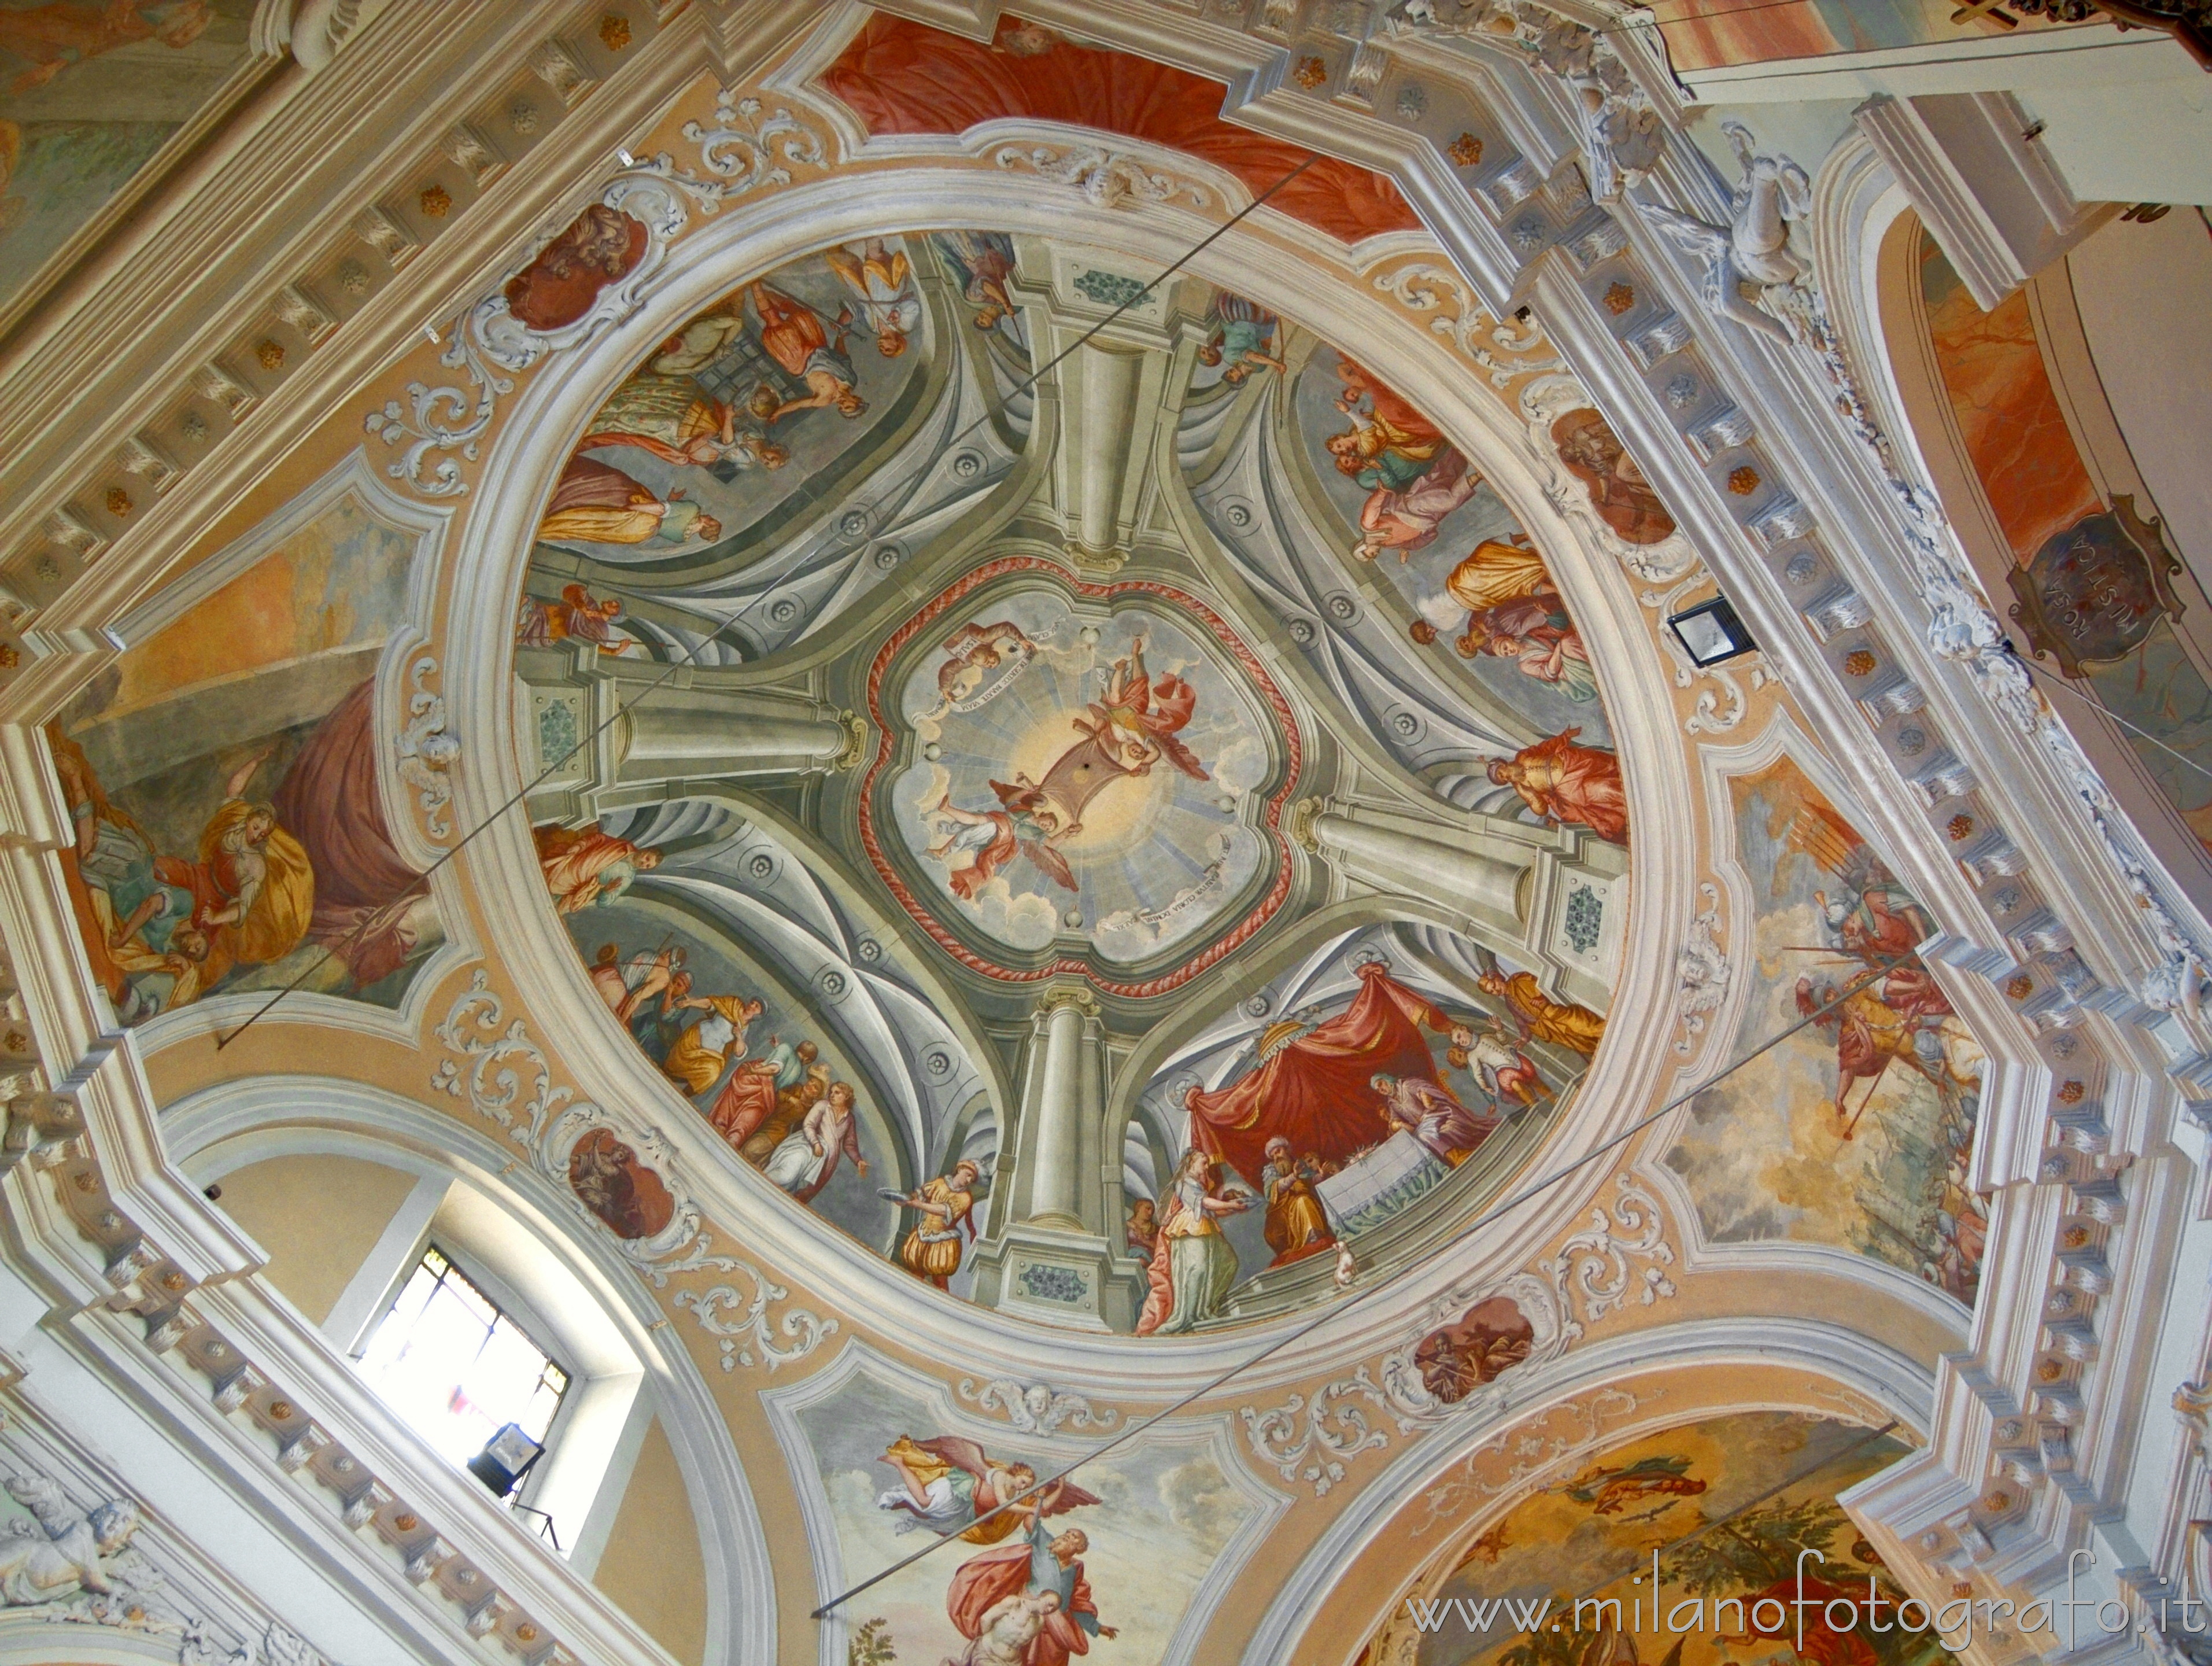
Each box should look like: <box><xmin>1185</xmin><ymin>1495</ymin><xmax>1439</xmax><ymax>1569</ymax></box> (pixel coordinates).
<box><xmin>2002</xmin><ymin>642</ymin><xmax>2212</xmax><ymax>786</ymax></box>
<box><xmin>813</xmin><ymin>953</ymin><xmax>1911</xmax><ymax>1618</ymax></box>
<box><xmin>211</xmin><ymin>155</ymin><xmax>1320</xmax><ymax>1048</ymax></box>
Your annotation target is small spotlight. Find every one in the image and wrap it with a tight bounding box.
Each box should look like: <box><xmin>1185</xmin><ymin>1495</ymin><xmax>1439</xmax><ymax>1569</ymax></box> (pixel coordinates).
<box><xmin>618</xmin><ymin>148</ymin><xmax>636</xmax><ymax>167</ymax></box>
<box><xmin>423</xmin><ymin>323</ymin><xmax>441</xmax><ymax>346</ymax></box>
<box><xmin>467</xmin><ymin>1422</ymin><xmax>544</xmax><ymax>1501</ymax></box>
<box><xmin>202</xmin><ymin>1182</ymin><xmax>223</xmax><ymax>1201</ymax></box>
<box><xmin>1667</xmin><ymin>594</ymin><xmax>1757</xmax><ymax>666</ymax></box>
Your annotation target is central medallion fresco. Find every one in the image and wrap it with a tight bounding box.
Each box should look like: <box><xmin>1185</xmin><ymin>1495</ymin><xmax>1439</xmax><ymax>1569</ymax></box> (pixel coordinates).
<box><xmin>862</xmin><ymin>559</ymin><xmax>1299</xmax><ymax>992</ymax></box>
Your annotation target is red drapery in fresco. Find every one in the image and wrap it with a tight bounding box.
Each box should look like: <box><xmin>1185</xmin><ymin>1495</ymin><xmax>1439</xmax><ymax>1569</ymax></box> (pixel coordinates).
<box><xmin>819</xmin><ymin>15</ymin><xmax>1422</xmax><ymax>245</ymax></box>
<box><xmin>1186</xmin><ymin>961</ymin><xmax>1452</xmax><ymax>1187</ymax></box>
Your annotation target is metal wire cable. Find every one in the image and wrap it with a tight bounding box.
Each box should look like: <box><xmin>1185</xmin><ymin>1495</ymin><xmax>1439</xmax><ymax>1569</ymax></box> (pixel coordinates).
<box><xmin>211</xmin><ymin>156</ymin><xmax>1319</xmax><ymax>1048</ymax></box>
<box><xmin>814</xmin><ymin>953</ymin><xmax>1910</xmax><ymax>1617</ymax></box>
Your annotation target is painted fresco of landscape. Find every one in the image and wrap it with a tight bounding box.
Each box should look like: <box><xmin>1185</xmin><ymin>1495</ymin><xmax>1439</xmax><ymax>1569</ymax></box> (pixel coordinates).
<box><xmin>1665</xmin><ymin>756</ymin><xmax>1985</xmax><ymax>1302</ymax></box>
<box><xmin>50</xmin><ymin>487</ymin><xmax>441</xmax><ymax>1023</ymax></box>
<box><xmin>0</xmin><ymin>0</ymin><xmax>256</xmax><ymax>306</ymax></box>
<box><xmin>1356</xmin><ymin>1411</ymin><xmax>1943</xmax><ymax>1666</ymax></box>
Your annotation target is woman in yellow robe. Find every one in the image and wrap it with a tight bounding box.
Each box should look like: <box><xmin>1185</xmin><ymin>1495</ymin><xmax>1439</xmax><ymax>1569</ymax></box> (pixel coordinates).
<box><xmin>1443</xmin><ymin>536</ymin><xmax>1555</xmax><ymax>616</ymax></box>
<box><xmin>896</xmin><ymin>1159</ymin><xmax>980</xmax><ymax>1289</ymax></box>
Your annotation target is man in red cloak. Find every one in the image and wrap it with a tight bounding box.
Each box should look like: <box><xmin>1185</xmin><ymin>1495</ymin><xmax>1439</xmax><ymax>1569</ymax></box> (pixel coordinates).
<box><xmin>1487</xmin><ymin>729</ymin><xmax>1629</xmax><ymax>846</ymax></box>
<box><xmin>946</xmin><ymin>1518</ymin><xmax>1116</xmax><ymax>1666</ymax></box>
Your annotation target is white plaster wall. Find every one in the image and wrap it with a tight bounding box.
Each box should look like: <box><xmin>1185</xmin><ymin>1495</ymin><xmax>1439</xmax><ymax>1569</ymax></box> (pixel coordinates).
<box><xmin>2068</xmin><ymin>212</ymin><xmax>2212</xmax><ymax>594</ymax></box>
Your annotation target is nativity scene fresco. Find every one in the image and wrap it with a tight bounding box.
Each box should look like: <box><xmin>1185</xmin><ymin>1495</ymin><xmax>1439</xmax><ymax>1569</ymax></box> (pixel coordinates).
<box><xmin>1128</xmin><ymin>927</ymin><xmax>1602</xmax><ymax>1333</ymax></box>
<box><xmin>1356</xmin><ymin>1410</ymin><xmax>1953</xmax><ymax>1666</ymax></box>
<box><xmin>49</xmin><ymin>484</ymin><xmax>444</xmax><ymax>1026</ymax></box>
<box><xmin>1664</xmin><ymin>755</ymin><xmax>1987</xmax><ymax>1303</ymax></box>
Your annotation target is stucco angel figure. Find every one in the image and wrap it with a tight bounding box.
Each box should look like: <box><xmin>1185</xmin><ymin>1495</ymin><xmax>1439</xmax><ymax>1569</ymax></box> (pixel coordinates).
<box><xmin>1642</xmin><ymin>120</ymin><xmax>1811</xmax><ymax>345</ymax></box>
<box><xmin>876</xmin><ymin>1437</ymin><xmax>1099</xmax><ymax>1544</ymax></box>
<box><xmin>0</xmin><ymin>1475</ymin><xmax>141</xmax><ymax>1608</ymax></box>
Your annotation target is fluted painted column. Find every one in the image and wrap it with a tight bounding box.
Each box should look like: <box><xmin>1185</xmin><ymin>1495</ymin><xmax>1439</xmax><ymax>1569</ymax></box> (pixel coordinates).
<box><xmin>1020</xmin><ymin>986</ymin><xmax>1101</xmax><ymax>1230</ymax></box>
<box><xmin>1308</xmin><ymin>803</ymin><xmax>1533</xmax><ymax>929</ymax></box>
<box><xmin>1069</xmin><ymin>344</ymin><xmax>1144</xmax><ymax>561</ymax></box>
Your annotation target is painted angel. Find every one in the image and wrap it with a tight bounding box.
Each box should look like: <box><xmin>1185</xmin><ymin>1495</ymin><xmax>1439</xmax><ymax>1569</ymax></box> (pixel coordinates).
<box><xmin>874</xmin><ymin>1436</ymin><xmax>1098</xmax><ymax>1545</ymax></box>
<box><xmin>933</xmin><ymin>619</ymin><xmax>1037</xmax><ymax>710</ymax></box>
<box><xmin>926</xmin><ymin>783</ymin><xmax>1079</xmax><ymax>898</ymax></box>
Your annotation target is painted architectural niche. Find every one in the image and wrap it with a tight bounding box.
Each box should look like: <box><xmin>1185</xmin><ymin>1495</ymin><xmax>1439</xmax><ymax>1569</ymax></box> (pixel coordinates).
<box><xmin>515</xmin><ymin>222</ymin><xmax>1626</xmax><ymax>1333</ymax></box>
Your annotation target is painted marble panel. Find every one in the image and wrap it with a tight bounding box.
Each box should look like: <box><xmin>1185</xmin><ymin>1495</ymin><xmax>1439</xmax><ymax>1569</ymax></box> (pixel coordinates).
<box><xmin>818</xmin><ymin>13</ymin><xmax>1420</xmax><ymax>244</ymax></box>
<box><xmin>777</xmin><ymin>1356</ymin><xmax>1277</xmax><ymax>1666</ymax></box>
<box><xmin>1664</xmin><ymin>757</ymin><xmax>1985</xmax><ymax>1302</ymax></box>
<box><xmin>538</xmin><ymin>237</ymin><xmax>930</xmax><ymax>565</ymax></box>
<box><xmin>51</xmin><ymin>488</ymin><xmax>441</xmax><ymax>1024</ymax></box>
<box><xmin>1290</xmin><ymin>352</ymin><xmax>1618</xmax><ymax>753</ymax></box>
<box><xmin>1356</xmin><ymin>1411</ymin><xmax>1941</xmax><ymax>1666</ymax></box>
<box><xmin>1919</xmin><ymin>234</ymin><xmax>2212</xmax><ymax>852</ymax></box>
<box><xmin>0</xmin><ymin>0</ymin><xmax>254</xmax><ymax>307</ymax></box>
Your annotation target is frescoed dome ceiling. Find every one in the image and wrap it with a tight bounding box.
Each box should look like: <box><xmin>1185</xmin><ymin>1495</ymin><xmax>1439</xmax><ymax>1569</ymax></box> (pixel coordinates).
<box><xmin>510</xmin><ymin>220</ymin><xmax>1637</xmax><ymax>1332</ymax></box>
<box><xmin>22</xmin><ymin>3</ymin><xmax>2185</xmax><ymax>1663</ymax></box>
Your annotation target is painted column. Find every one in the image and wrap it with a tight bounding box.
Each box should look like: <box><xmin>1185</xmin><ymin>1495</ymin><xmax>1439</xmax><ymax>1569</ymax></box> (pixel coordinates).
<box><xmin>1310</xmin><ymin>806</ymin><xmax>1532</xmax><ymax>928</ymax></box>
<box><xmin>620</xmin><ymin>701</ymin><xmax>852</xmax><ymax>782</ymax></box>
<box><xmin>1022</xmin><ymin>987</ymin><xmax>1097</xmax><ymax>1230</ymax></box>
<box><xmin>1070</xmin><ymin>344</ymin><xmax>1144</xmax><ymax>561</ymax></box>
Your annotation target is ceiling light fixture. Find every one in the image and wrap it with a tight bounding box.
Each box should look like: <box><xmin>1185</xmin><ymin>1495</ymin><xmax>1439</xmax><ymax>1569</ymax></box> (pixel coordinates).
<box><xmin>1667</xmin><ymin>594</ymin><xmax>1757</xmax><ymax>666</ymax></box>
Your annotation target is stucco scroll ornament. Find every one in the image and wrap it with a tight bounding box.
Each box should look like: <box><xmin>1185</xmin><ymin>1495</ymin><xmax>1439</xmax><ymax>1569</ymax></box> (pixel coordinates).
<box><xmin>957</xmin><ymin>1378</ymin><xmax>1121</xmax><ymax>1435</ymax></box>
<box><xmin>362</xmin><ymin>316</ymin><xmax>509</xmax><ymax>498</ymax></box>
<box><xmin>1372</xmin><ymin>262</ymin><xmax>1562</xmax><ymax>387</ymax></box>
<box><xmin>673</xmin><ymin>1269</ymin><xmax>837</xmax><ymax>1374</ymax></box>
<box><xmin>992</xmin><ymin>144</ymin><xmax>1210</xmax><ymax>211</ymax></box>
<box><xmin>1674</xmin><ymin>882</ymin><xmax>1729</xmax><ymax>1056</ymax></box>
<box><xmin>1642</xmin><ymin>120</ymin><xmax>1811</xmax><ymax>347</ymax></box>
<box><xmin>430</xmin><ymin>971</ymin><xmax>741</xmax><ymax>1287</ymax></box>
<box><xmin>657</xmin><ymin>87</ymin><xmax>825</xmax><ymax>208</ymax></box>
<box><xmin>1545</xmin><ymin>1174</ymin><xmax>1676</xmax><ymax>1321</ymax></box>
<box><xmin>395</xmin><ymin>653</ymin><xmax>456</xmax><ymax>841</ymax></box>
<box><xmin>1240</xmin><ymin>1272</ymin><xmax>1571</xmax><ymax>1496</ymax></box>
